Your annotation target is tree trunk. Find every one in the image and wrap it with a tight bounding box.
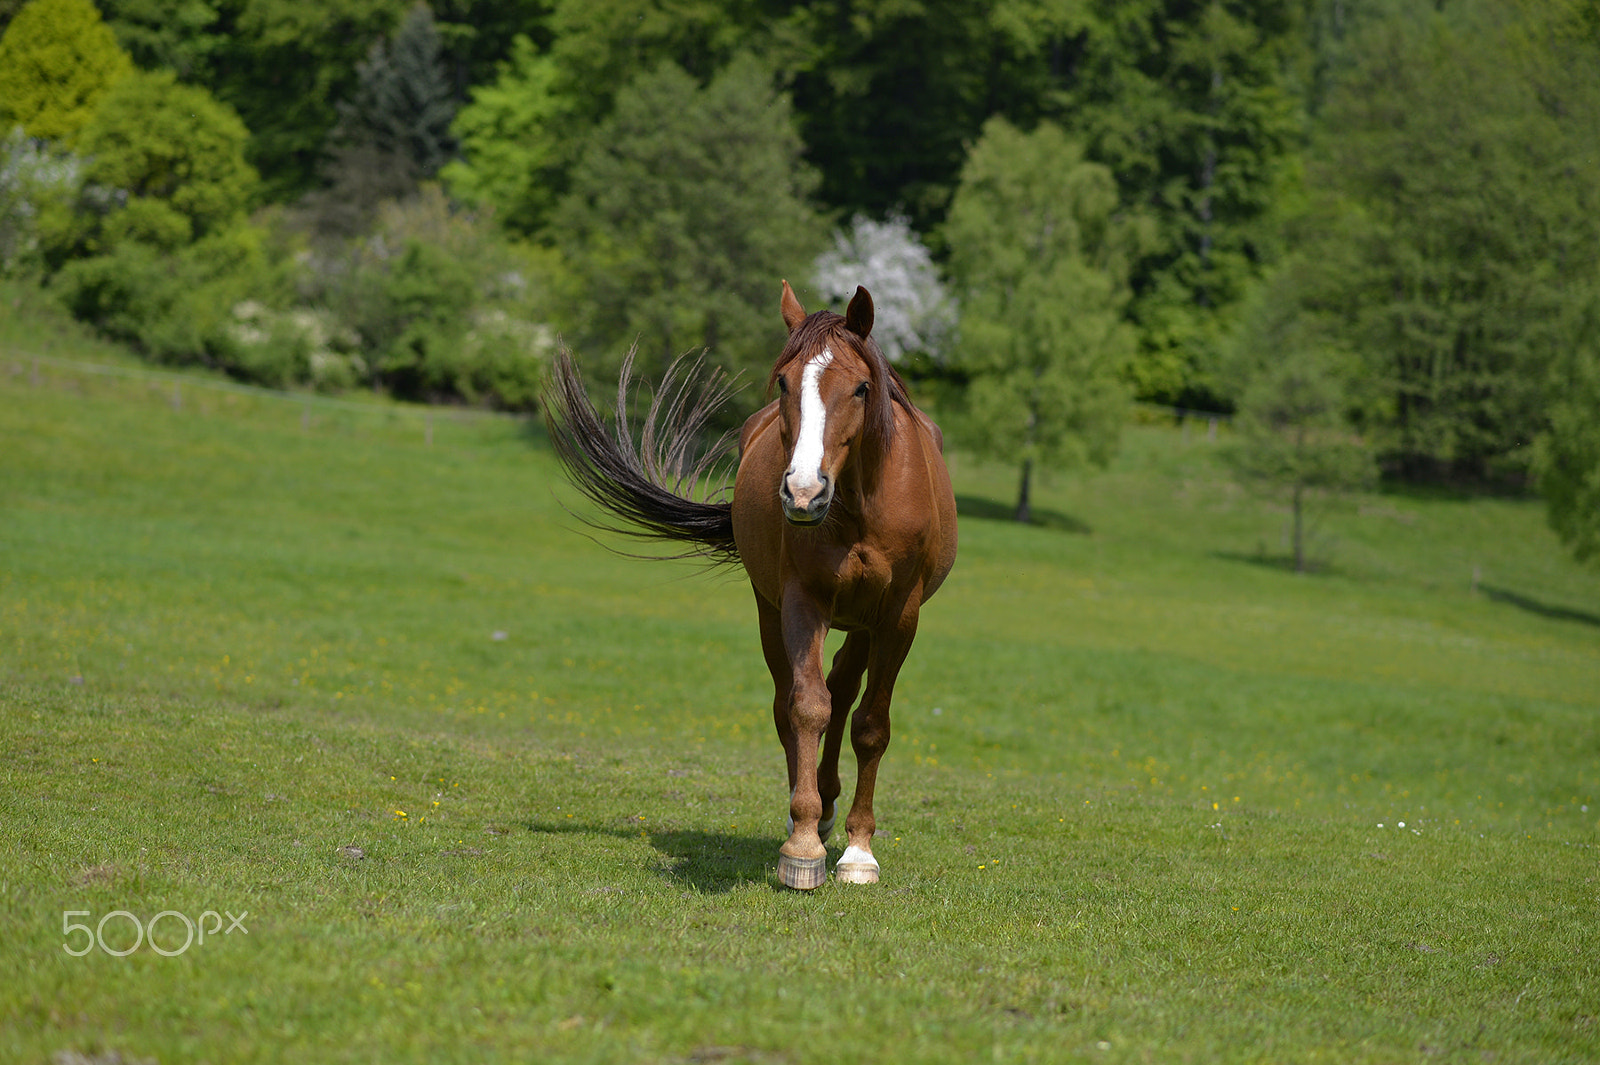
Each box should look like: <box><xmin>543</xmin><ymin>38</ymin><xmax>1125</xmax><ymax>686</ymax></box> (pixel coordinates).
<box><xmin>1292</xmin><ymin>480</ymin><xmax>1305</xmax><ymax>573</ymax></box>
<box><xmin>1015</xmin><ymin>457</ymin><xmax>1033</xmax><ymax>524</ymax></box>
<box><xmin>1195</xmin><ymin>66</ymin><xmax>1222</xmax><ymax>304</ymax></box>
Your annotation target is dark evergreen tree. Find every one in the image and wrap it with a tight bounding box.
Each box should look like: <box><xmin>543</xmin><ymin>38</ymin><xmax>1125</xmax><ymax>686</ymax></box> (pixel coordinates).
<box><xmin>334</xmin><ymin>2</ymin><xmax>457</xmax><ymax>184</ymax></box>
<box><xmin>199</xmin><ymin>0</ymin><xmax>413</xmax><ymax>200</ymax></box>
<box><xmin>552</xmin><ymin>53</ymin><xmax>824</xmax><ymax>403</ymax></box>
<box><xmin>306</xmin><ymin>2</ymin><xmax>459</xmax><ymax>236</ymax></box>
<box><xmin>780</xmin><ymin>0</ymin><xmax>1060</xmax><ymax>231</ymax></box>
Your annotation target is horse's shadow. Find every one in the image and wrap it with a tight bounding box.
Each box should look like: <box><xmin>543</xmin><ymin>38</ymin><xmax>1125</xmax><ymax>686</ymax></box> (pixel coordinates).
<box><xmin>525</xmin><ymin>819</ymin><xmax>778</xmax><ymax>894</ymax></box>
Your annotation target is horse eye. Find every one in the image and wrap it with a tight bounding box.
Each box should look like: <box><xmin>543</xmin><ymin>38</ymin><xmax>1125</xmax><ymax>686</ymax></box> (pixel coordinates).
<box><xmin>777</xmin><ymin>377</ymin><xmax>788</xmax><ymax>395</ymax></box>
<box><xmin>854</xmin><ymin>382</ymin><xmax>869</xmax><ymax>399</ymax></box>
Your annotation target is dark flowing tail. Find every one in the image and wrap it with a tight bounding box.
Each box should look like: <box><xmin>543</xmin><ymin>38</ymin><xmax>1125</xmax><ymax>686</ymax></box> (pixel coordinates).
<box><xmin>542</xmin><ymin>345</ymin><xmax>742</xmax><ymax>566</ymax></box>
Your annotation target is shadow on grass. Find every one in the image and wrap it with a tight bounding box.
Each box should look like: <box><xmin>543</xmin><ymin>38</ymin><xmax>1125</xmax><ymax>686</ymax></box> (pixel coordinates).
<box><xmin>1479</xmin><ymin>584</ymin><xmax>1600</xmax><ymax>629</ymax></box>
<box><xmin>525</xmin><ymin>819</ymin><xmax>777</xmax><ymax>893</ymax></box>
<box><xmin>954</xmin><ymin>494</ymin><xmax>1091</xmax><ymax>534</ymax></box>
<box><xmin>1211</xmin><ymin>550</ymin><xmax>1330</xmax><ymax>576</ymax></box>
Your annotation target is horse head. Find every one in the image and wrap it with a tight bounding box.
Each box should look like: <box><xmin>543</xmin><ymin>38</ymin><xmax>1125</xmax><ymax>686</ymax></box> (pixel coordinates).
<box><xmin>768</xmin><ymin>282</ymin><xmax>899</xmax><ymax>526</ymax></box>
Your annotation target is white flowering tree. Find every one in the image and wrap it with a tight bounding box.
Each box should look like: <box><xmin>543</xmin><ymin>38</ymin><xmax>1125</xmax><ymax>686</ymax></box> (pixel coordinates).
<box><xmin>812</xmin><ymin>214</ymin><xmax>956</xmax><ymax>362</ymax></box>
<box><xmin>0</xmin><ymin>126</ymin><xmax>80</xmax><ymax>275</ymax></box>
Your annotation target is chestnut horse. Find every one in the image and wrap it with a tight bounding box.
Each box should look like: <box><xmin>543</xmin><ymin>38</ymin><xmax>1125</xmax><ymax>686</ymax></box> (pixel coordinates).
<box><xmin>544</xmin><ymin>283</ymin><xmax>957</xmax><ymax>889</ymax></box>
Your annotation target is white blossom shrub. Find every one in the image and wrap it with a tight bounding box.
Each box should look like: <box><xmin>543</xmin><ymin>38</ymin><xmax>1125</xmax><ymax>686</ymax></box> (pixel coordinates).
<box><xmin>227</xmin><ymin>299</ymin><xmax>366</xmax><ymax>389</ymax></box>
<box><xmin>812</xmin><ymin>214</ymin><xmax>957</xmax><ymax>362</ymax></box>
<box><xmin>0</xmin><ymin>126</ymin><xmax>81</xmax><ymax>275</ymax></box>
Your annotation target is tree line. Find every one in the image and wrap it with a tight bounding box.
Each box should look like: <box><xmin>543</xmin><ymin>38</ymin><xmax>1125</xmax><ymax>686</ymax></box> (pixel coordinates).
<box><xmin>0</xmin><ymin>0</ymin><xmax>1597</xmax><ymax>563</ymax></box>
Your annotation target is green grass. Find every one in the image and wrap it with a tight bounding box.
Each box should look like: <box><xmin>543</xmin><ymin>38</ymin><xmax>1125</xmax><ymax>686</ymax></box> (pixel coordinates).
<box><xmin>2</xmin><ymin>297</ymin><xmax>1598</xmax><ymax>1063</ymax></box>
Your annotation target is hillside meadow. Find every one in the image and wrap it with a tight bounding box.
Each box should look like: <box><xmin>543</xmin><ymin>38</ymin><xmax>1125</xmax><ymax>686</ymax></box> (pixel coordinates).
<box><xmin>1</xmin><ymin>299</ymin><xmax>1598</xmax><ymax>1063</ymax></box>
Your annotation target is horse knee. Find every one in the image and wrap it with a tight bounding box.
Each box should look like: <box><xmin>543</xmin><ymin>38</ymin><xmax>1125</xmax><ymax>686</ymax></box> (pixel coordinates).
<box><xmin>789</xmin><ymin>682</ymin><xmax>831</xmax><ymax>736</ymax></box>
<box><xmin>851</xmin><ymin>715</ymin><xmax>890</xmax><ymax>758</ymax></box>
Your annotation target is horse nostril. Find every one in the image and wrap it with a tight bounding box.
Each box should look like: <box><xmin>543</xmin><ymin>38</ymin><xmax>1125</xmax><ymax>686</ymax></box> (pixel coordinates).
<box><xmin>817</xmin><ymin>473</ymin><xmax>831</xmax><ymax>495</ymax></box>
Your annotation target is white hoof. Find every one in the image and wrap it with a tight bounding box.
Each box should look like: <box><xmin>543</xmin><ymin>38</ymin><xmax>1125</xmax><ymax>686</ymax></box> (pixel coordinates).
<box><xmin>835</xmin><ymin>844</ymin><xmax>879</xmax><ymax>885</ymax></box>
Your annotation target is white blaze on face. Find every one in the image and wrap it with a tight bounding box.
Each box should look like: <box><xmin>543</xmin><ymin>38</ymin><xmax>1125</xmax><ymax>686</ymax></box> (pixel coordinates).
<box><xmin>786</xmin><ymin>348</ymin><xmax>834</xmax><ymax>498</ymax></box>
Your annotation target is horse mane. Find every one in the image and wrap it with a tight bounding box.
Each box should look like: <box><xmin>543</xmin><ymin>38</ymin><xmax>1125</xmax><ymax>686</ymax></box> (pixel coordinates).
<box><xmin>765</xmin><ymin>311</ymin><xmax>915</xmax><ymax>457</ymax></box>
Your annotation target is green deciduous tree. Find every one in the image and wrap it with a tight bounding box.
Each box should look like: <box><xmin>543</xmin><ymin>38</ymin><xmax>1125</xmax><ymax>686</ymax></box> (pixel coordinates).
<box><xmin>0</xmin><ymin>0</ymin><xmax>132</xmax><ymax>142</ymax></box>
<box><xmin>1533</xmin><ymin>292</ymin><xmax>1600</xmax><ymax>566</ymax></box>
<box><xmin>1222</xmin><ymin>260</ymin><xmax>1376</xmax><ymax>573</ymax></box>
<box><xmin>50</xmin><ymin>69</ymin><xmax>263</xmax><ymax>361</ymax></box>
<box><xmin>442</xmin><ymin>33</ymin><xmax>567</xmax><ymax>235</ymax></box>
<box><xmin>54</xmin><ymin>222</ymin><xmax>272</xmax><ymax>365</ymax></box>
<box><xmin>98</xmin><ymin>0</ymin><xmax>223</xmax><ymax>77</ymax></box>
<box><xmin>0</xmin><ymin>125</ymin><xmax>81</xmax><ymax>275</ymax></box>
<box><xmin>552</xmin><ymin>53</ymin><xmax>824</xmax><ymax>395</ymax></box>
<box><xmin>1535</xmin><ymin>368</ymin><xmax>1600</xmax><ymax>567</ymax></box>
<box><xmin>540</xmin><ymin>0</ymin><xmax>761</xmax><ymax>130</ymax></box>
<box><xmin>303</xmin><ymin>187</ymin><xmax>554</xmax><ymax>407</ymax></box>
<box><xmin>446</xmin><ymin>0</ymin><xmax>770</xmax><ymax>239</ymax></box>
<box><xmin>943</xmin><ymin>117</ymin><xmax>1140</xmax><ymax>522</ymax></box>
<box><xmin>1049</xmin><ymin>0</ymin><xmax>1307</xmax><ymax>409</ymax></box>
<box><xmin>75</xmin><ymin>69</ymin><xmax>258</xmax><ymax>251</ymax></box>
<box><xmin>1272</xmin><ymin>1</ymin><xmax>1600</xmax><ymax>481</ymax></box>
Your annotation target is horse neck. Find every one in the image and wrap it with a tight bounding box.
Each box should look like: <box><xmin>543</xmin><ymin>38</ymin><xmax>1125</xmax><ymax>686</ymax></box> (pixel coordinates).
<box><xmin>837</xmin><ymin>405</ymin><xmax>897</xmax><ymax>521</ymax></box>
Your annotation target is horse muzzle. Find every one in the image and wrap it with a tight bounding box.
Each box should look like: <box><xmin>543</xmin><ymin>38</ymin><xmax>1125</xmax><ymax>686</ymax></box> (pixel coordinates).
<box><xmin>780</xmin><ymin>472</ymin><xmax>832</xmax><ymax>526</ymax></box>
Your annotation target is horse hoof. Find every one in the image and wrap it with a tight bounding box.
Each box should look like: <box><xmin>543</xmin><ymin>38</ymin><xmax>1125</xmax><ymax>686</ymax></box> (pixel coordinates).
<box><xmin>777</xmin><ymin>853</ymin><xmax>827</xmax><ymax>890</ymax></box>
<box><xmin>835</xmin><ymin>845</ymin><xmax>879</xmax><ymax>885</ymax></box>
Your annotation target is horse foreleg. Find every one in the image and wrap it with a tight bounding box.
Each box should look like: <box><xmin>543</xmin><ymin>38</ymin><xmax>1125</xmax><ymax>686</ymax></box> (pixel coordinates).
<box><xmin>837</xmin><ymin>605</ymin><xmax>919</xmax><ymax>885</ymax></box>
<box><xmin>816</xmin><ymin>631</ymin><xmax>870</xmax><ymax>843</ymax></box>
<box><xmin>756</xmin><ymin>593</ymin><xmax>797</xmax><ymax>793</ymax></box>
<box><xmin>776</xmin><ymin>589</ymin><xmax>831</xmax><ymax>890</ymax></box>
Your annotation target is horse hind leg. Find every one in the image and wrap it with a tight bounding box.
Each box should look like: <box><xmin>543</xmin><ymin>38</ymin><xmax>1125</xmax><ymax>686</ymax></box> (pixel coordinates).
<box><xmin>812</xmin><ymin>631</ymin><xmax>870</xmax><ymax>842</ymax></box>
<box><xmin>837</xmin><ymin>608</ymin><xmax>919</xmax><ymax>885</ymax></box>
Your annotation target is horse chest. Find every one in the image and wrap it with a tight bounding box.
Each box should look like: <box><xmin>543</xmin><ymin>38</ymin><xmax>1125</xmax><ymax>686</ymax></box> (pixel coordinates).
<box><xmin>826</xmin><ymin>544</ymin><xmax>894</xmax><ymax>624</ymax></box>
<box><xmin>836</xmin><ymin>543</ymin><xmax>880</xmax><ymax>586</ymax></box>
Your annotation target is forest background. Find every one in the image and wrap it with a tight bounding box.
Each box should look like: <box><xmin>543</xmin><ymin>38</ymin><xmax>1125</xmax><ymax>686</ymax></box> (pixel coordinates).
<box><xmin>1</xmin><ymin>0</ymin><xmax>1598</xmax><ymax>562</ymax></box>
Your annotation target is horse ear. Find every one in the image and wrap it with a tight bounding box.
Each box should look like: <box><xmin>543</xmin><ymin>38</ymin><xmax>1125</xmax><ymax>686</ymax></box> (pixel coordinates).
<box><xmin>845</xmin><ymin>286</ymin><xmax>874</xmax><ymax>340</ymax></box>
<box><xmin>780</xmin><ymin>280</ymin><xmax>807</xmax><ymax>334</ymax></box>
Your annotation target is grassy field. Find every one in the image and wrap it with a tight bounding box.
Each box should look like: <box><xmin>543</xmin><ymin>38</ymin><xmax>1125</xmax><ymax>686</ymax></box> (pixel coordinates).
<box><xmin>2</xmin><ymin>295</ymin><xmax>1598</xmax><ymax>1063</ymax></box>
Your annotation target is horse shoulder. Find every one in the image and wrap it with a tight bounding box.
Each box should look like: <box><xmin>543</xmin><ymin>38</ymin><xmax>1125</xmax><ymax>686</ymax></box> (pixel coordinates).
<box><xmin>892</xmin><ymin>404</ymin><xmax>951</xmax><ymax>490</ymax></box>
<box><xmin>915</xmin><ymin>408</ymin><xmax>945</xmax><ymax>453</ymax></box>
